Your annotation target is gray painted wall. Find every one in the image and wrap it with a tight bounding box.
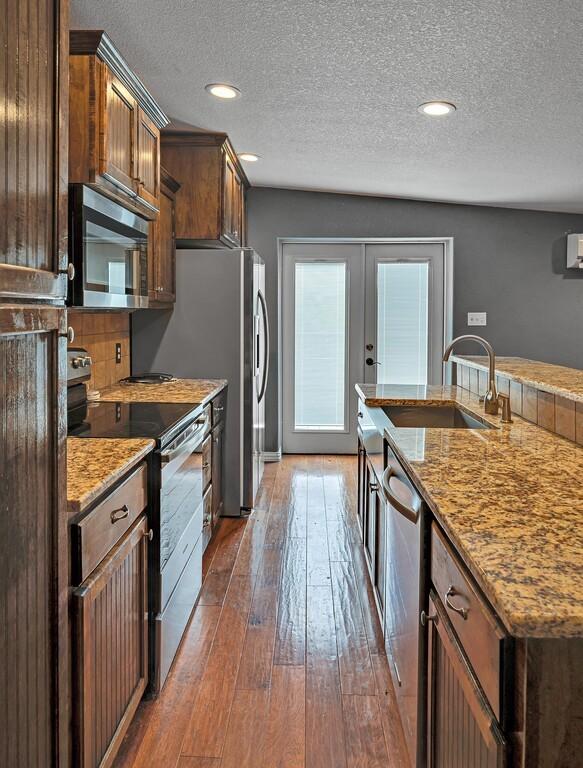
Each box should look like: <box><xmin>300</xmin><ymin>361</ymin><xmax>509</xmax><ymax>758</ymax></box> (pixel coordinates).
<box><xmin>246</xmin><ymin>187</ymin><xmax>583</xmax><ymax>452</ymax></box>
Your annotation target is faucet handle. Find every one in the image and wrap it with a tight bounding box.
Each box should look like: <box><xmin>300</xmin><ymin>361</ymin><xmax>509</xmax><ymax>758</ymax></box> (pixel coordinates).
<box><xmin>497</xmin><ymin>393</ymin><xmax>512</xmax><ymax>423</ymax></box>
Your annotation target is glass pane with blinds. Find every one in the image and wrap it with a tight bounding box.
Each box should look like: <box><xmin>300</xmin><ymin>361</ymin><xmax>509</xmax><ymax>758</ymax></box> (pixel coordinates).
<box><xmin>294</xmin><ymin>261</ymin><xmax>347</xmax><ymax>430</ymax></box>
<box><xmin>377</xmin><ymin>262</ymin><xmax>429</xmax><ymax>385</ymax></box>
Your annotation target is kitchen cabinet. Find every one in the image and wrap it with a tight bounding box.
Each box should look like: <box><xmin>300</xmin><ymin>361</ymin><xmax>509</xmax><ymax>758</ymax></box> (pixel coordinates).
<box><xmin>426</xmin><ymin>591</ymin><xmax>506</xmax><ymax>768</ymax></box>
<box><xmin>148</xmin><ymin>168</ymin><xmax>180</xmax><ymax>305</ymax></box>
<box><xmin>69</xmin><ymin>30</ymin><xmax>169</xmax><ymax>217</ymax></box>
<box><xmin>201</xmin><ymin>390</ymin><xmax>227</xmax><ymax>549</ymax></box>
<box><xmin>74</xmin><ymin>516</ymin><xmax>149</xmax><ymax>768</ymax></box>
<box><xmin>211</xmin><ymin>418</ymin><xmax>225</xmax><ymax>526</ymax></box>
<box><xmin>0</xmin><ymin>305</ymin><xmax>69</xmax><ymax>766</ymax></box>
<box><xmin>161</xmin><ymin>131</ymin><xmax>249</xmax><ymax>248</ymax></box>
<box><xmin>0</xmin><ymin>0</ymin><xmax>69</xmax><ymax>302</ymax></box>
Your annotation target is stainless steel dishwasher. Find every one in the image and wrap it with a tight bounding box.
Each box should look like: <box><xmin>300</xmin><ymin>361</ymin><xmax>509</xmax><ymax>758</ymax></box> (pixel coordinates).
<box><xmin>382</xmin><ymin>443</ymin><xmax>428</xmax><ymax>767</ymax></box>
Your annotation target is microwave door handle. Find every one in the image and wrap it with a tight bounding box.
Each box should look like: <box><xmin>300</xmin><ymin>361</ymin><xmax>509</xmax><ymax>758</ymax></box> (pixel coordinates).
<box><xmin>257</xmin><ymin>289</ymin><xmax>269</xmax><ymax>403</ymax></box>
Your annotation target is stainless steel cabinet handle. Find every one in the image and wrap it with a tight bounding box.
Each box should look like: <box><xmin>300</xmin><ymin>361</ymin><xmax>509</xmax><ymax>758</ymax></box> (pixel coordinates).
<box><xmin>214</xmin><ymin>405</ymin><xmax>224</xmax><ymax>412</ymax></box>
<box><xmin>110</xmin><ymin>504</ymin><xmax>129</xmax><ymax>523</ymax></box>
<box><xmin>420</xmin><ymin>610</ymin><xmax>438</xmax><ymax>626</ymax></box>
<box><xmin>203</xmin><ymin>461</ymin><xmax>210</xmax><ymax>469</ymax></box>
<box><xmin>445</xmin><ymin>585</ymin><xmax>469</xmax><ymax>620</ymax></box>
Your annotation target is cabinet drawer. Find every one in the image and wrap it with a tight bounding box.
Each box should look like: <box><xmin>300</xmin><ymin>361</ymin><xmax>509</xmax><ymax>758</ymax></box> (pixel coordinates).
<box><xmin>212</xmin><ymin>389</ymin><xmax>226</xmax><ymax>426</ymax></box>
<box><xmin>72</xmin><ymin>463</ymin><xmax>148</xmax><ymax>584</ymax></box>
<box><xmin>202</xmin><ymin>433</ymin><xmax>212</xmax><ymax>489</ymax></box>
<box><xmin>431</xmin><ymin>523</ymin><xmax>506</xmax><ymax>719</ymax></box>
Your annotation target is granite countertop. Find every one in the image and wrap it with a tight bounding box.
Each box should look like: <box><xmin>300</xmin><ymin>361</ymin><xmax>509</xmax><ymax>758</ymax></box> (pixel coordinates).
<box><xmin>98</xmin><ymin>378</ymin><xmax>227</xmax><ymax>404</ymax></box>
<box><xmin>67</xmin><ymin>437</ymin><xmax>154</xmax><ymax>515</ymax></box>
<box><xmin>452</xmin><ymin>355</ymin><xmax>583</xmax><ymax>402</ymax></box>
<box><xmin>356</xmin><ymin>382</ymin><xmax>583</xmax><ymax>638</ymax></box>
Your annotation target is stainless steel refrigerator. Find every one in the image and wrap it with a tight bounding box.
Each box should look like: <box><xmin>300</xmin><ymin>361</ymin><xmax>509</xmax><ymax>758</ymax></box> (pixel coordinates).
<box><xmin>131</xmin><ymin>248</ymin><xmax>269</xmax><ymax>516</ymax></box>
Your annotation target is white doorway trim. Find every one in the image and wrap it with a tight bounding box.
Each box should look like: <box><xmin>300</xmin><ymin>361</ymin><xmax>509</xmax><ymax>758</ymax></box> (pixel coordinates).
<box><xmin>276</xmin><ymin>237</ymin><xmax>454</xmax><ymax>454</ymax></box>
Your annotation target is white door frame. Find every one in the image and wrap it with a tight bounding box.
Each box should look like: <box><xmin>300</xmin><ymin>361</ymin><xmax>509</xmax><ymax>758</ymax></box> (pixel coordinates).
<box><xmin>277</xmin><ymin>237</ymin><xmax>454</xmax><ymax>455</ymax></box>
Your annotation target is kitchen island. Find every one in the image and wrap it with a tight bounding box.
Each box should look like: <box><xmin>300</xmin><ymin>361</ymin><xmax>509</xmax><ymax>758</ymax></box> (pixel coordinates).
<box><xmin>356</xmin><ymin>380</ymin><xmax>583</xmax><ymax>768</ymax></box>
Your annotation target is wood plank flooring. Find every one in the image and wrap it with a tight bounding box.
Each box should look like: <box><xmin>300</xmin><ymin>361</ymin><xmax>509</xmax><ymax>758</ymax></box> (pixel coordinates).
<box><xmin>114</xmin><ymin>455</ymin><xmax>409</xmax><ymax>768</ymax></box>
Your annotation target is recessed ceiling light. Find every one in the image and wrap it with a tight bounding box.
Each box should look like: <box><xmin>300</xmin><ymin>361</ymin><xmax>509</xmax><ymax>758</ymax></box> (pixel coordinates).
<box><xmin>418</xmin><ymin>101</ymin><xmax>456</xmax><ymax>116</ymax></box>
<box><xmin>205</xmin><ymin>83</ymin><xmax>241</xmax><ymax>100</ymax></box>
<box><xmin>238</xmin><ymin>153</ymin><xmax>260</xmax><ymax>162</ymax></box>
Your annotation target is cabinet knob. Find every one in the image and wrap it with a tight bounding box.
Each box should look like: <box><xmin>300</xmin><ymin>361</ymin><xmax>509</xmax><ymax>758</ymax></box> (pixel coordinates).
<box><xmin>420</xmin><ymin>610</ymin><xmax>438</xmax><ymax>626</ymax></box>
<box><xmin>62</xmin><ymin>327</ymin><xmax>75</xmax><ymax>344</ymax></box>
<box><xmin>369</xmin><ymin>481</ymin><xmax>379</xmax><ymax>492</ymax></box>
<box><xmin>145</xmin><ymin>529</ymin><xmax>154</xmax><ymax>541</ymax></box>
<box><xmin>61</xmin><ymin>263</ymin><xmax>75</xmax><ymax>281</ymax></box>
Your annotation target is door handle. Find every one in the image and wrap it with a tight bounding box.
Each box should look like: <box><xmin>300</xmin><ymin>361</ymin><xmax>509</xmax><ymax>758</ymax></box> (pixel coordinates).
<box><xmin>366</xmin><ymin>358</ymin><xmax>381</xmax><ymax>366</ymax></box>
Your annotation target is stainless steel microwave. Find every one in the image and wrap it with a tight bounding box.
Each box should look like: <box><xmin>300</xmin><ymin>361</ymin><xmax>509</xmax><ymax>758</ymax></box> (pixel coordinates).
<box><xmin>68</xmin><ymin>185</ymin><xmax>149</xmax><ymax>308</ymax></box>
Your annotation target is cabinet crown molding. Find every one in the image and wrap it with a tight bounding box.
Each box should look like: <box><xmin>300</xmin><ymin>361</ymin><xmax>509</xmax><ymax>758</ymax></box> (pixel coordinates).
<box><xmin>70</xmin><ymin>29</ymin><xmax>169</xmax><ymax>129</ymax></box>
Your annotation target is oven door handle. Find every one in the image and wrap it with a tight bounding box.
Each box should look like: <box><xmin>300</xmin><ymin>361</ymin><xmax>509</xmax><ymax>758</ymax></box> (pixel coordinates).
<box><xmin>160</xmin><ymin>417</ymin><xmax>207</xmax><ymax>464</ymax></box>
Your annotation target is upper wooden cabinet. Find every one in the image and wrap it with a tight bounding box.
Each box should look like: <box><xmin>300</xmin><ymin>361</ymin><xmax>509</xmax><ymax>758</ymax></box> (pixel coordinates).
<box><xmin>0</xmin><ymin>0</ymin><xmax>69</xmax><ymax>301</ymax></box>
<box><xmin>69</xmin><ymin>30</ymin><xmax>168</xmax><ymax>218</ymax></box>
<box><xmin>161</xmin><ymin>131</ymin><xmax>249</xmax><ymax>248</ymax></box>
<box><xmin>148</xmin><ymin>168</ymin><xmax>180</xmax><ymax>305</ymax></box>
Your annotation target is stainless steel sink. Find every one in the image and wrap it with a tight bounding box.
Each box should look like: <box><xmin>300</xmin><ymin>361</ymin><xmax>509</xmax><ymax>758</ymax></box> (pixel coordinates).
<box><xmin>382</xmin><ymin>404</ymin><xmax>494</xmax><ymax>430</ymax></box>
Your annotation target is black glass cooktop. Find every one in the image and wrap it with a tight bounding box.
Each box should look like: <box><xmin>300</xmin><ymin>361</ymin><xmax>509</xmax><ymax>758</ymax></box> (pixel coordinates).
<box><xmin>68</xmin><ymin>400</ymin><xmax>201</xmax><ymax>447</ymax></box>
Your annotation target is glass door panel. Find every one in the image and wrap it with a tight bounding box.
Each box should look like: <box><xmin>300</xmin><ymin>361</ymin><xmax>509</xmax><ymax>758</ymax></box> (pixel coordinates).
<box><xmin>294</xmin><ymin>261</ymin><xmax>347</xmax><ymax>431</ymax></box>
<box><xmin>377</xmin><ymin>262</ymin><xmax>429</xmax><ymax>385</ymax></box>
<box><xmin>282</xmin><ymin>243</ymin><xmax>364</xmax><ymax>454</ymax></box>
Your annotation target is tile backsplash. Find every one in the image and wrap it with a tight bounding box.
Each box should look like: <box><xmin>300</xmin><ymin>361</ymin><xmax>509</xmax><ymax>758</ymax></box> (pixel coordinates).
<box><xmin>455</xmin><ymin>361</ymin><xmax>583</xmax><ymax>445</ymax></box>
<box><xmin>68</xmin><ymin>311</ymin><xmax>130</xmax><ymax>392</ymax></box>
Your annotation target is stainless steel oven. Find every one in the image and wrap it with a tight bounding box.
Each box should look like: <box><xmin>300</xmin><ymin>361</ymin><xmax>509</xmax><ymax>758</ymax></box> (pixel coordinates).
<box><xmin>154</xmin><ymin>403</ymin><xmax>211</xmax><ymax>691</ymax></box>
<box><xmin>69</xmin><ymin>185</ymin><xmax>149</xmax><ymax>308</ymax></box>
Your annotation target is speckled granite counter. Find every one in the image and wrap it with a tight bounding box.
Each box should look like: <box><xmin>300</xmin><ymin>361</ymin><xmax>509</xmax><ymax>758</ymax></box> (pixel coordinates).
<box><xmin>452</xmin><ymin>355</ymin><xmax>583</xmax><ymax>402</ymax></box>
<box><xmin>67</xmin><ymin>437</ymin><xmax>154</xmax><ymax>515</ymax></box>
<box><xmin>356</xmin><ymin>382</ymin><xmax>583</xmax><ymax>638</ymax></box>
<box><xmin>99</xmin><ymin>378</ymin><xmax>227</xmax><ymax>404</ymax></box>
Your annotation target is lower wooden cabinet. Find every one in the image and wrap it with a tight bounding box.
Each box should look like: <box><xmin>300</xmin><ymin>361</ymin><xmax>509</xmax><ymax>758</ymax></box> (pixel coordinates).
<box><xmin>0</xmin><ymin>305</ymin><xmax>69</xmax><ymax>766</ymax></box>
<box><xmin>426</xmin><ymin>592</ymin><xmax>506</xmax><ymax>768</ymax></box>
<box><xmin>211</xmin><ymin>419</ymin><xmax>225</xmax><ymax>525</ymax></box>
<box><xmin>73</xmin><ymin>516</ymin><xmax>149</xmax><ymax>768</ymax></box>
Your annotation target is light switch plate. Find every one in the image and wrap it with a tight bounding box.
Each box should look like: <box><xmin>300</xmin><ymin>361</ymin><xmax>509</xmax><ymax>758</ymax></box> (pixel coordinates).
<box><xmin>468</xmin><ymin>312</ymin><xmax>487</xmax><ymax>326</ymax></box>
<box><xmin>115</xmin><ymin>342</ymin><xmax>122</xmax><ymax>364</ymax></box>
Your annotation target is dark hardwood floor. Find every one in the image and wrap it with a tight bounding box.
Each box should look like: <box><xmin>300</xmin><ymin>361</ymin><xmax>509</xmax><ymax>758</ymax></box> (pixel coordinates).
<box><xmin>114</xmin><ymin>455</ymin><xmax>409</xmax><ymax>768</ymax></box>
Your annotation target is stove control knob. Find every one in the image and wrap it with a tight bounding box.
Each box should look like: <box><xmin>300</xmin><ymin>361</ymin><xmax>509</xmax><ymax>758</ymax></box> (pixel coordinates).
<box><xmin>82</xmin><ymin>356</ymin><xmax>92</xmax><ymax>367</ymax></box>
<box><xmin>72</xmin><ymin>357</ymin><xmax>84</xmax><ymax>369</ymax></box>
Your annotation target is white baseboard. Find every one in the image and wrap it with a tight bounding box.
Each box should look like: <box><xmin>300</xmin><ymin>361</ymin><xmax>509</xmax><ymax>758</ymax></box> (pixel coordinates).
<box><xmin>263</xmin><ymin>450</ymin><xmax>282</xmax><ymax>462</ymax></box>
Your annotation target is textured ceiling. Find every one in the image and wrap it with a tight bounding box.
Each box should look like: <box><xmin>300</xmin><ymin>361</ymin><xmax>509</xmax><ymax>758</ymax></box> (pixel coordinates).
<box><xmin>71</xmin><ymin>0</ymin><xmax>583</xmax><ymax>212</ymax></box>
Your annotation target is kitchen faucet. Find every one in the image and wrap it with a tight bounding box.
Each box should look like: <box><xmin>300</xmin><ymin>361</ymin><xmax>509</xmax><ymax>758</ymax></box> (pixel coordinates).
<box><xmin>443</xmin><ymin>334</ymin><xmax>500</xmax><ymax>416</ymax></box>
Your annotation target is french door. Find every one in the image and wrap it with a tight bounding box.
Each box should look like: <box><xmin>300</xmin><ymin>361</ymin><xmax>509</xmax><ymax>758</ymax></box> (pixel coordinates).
<box><xmin>281</xmin><ymin>240</ymin><xmax>452</xmax><ymax>454</ymax></box>
<box><xmin>281</xmin><ymin>243</ymin><xmax>365</xmax><ymax>453</ymax></box>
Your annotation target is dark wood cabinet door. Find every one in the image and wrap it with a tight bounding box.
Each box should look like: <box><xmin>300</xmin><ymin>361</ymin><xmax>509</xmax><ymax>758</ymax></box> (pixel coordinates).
<box><xmin>0</xmin><ymin>305</ymin><xmax>69</xmax><ymax>766</ymax></box>
<box><xmin>211</xmin><ymin>420</ymin><xmax>225</xmax><ymax>526</ymax></box>
<box><xmin>136</xmin><ymin>108</ymin><xmax>160</xmax><ymax>211</ymax></box>
<box><xmin>74</xmin><ymin>516</ymin><xmax>149</xmax><ymax>768</ymax></box>
<box><xmin>427</xmin><ymin>592</ymin><xmax>506</xmax><ymax>768</ymax></box>
<box><xmin>155</xmin><ymin>185</ymin><xmax>176</xmax><ymax>302</ymax></box>
<box><xmin>373</xmin><ymin>491</ymin><xmax>386</xmax><ymax>621</ymax></box>
<box><xmin>0</xmin><ymin>0</ymin><xmax>69</xmax><ymax>300</ymax></box>
<box><xmin>357</xmin><ymin>439</ymin><xmax>366</xmax><ymax>536</ymax></box>
<box><xmin>100</xmin><ymin>70</ymin><xmax>138</xmax><ymax>197</ymax></box>
<box><xmin>222</xmin><ymin>151</ymin><xmax>236</xmax><ymax>245</ymax></box>
<box><xmin>364</xmin><ymin>460</ymin><xmax>377</xmax><ymax>571</ymax></box>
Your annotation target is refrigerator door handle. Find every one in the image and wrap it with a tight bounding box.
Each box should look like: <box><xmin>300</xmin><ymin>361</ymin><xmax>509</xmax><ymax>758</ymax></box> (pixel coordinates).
<box><xmin>257</xmin><ymin>288</ymin><xmax>269</xmax><ymax>403</ymax></box>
